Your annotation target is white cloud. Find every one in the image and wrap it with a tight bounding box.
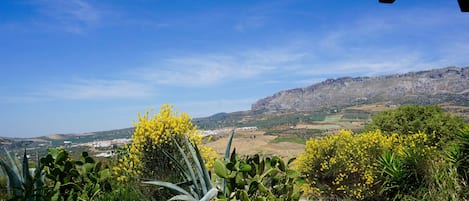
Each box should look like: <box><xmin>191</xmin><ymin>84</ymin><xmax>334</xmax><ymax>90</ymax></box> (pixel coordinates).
<box><xmin>36</xmin><ymin>79</ymin><xmax>153</xmax><ymax>100</ymax></box>
<box><xmin>36</xmin><ymin>0</ymin><xmax>100</xmax><ymax>33</ymax></box>
<box><xmin>295</xmin><ymin>6</ymin><xmax>469</xmax><ymax>78</ymax></box>
<box><xmin>1</xmin><ymin>0</ymin><xmax>104</xmax><ymax>33</ymax></box>
<box><xmin>137</xmin><ymin>49</ymin><xmax>306</xmax><ymax>86</ymax></box>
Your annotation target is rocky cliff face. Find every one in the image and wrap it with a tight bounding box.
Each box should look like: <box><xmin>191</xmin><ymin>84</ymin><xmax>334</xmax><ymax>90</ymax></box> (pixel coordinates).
<box><xmin>252</xmin><ymin>66</ymin><xmax>469</xmax><ymax>112</ymax></box>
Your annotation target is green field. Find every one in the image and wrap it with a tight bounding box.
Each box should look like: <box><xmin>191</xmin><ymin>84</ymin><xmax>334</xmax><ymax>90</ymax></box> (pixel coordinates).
<box><xmin>270</xmin><ymin>136</ymin><xmax>306</xmax><ymax>144</ymax></box>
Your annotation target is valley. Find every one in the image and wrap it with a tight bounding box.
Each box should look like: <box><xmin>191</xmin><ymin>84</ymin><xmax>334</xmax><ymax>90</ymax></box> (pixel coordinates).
<box><xmin>1</xmin><ymin>66</ymin><xmax>469</xmax><ymax>160</ymax></box>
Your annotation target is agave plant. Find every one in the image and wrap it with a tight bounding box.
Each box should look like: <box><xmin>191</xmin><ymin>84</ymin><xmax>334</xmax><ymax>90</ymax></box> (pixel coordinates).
<box><xmin>142</xmin><ymin>136</ymin><xmax>217</xmax><ymax>201</ymax></box>
<box><xmin>0</xmin><ymin>148</ymin><xmax>44</xmax><ymax>201</ymax></box>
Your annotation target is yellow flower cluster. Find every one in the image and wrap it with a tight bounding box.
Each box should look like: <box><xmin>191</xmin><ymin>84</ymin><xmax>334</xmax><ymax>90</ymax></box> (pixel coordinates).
<box><xmin>113</xmin><ymin>104</ymin><xmax>217</xmax><ymax>182</ymax></box>
<box><xmin>296</xmin><ymin>129</ymin><xmax>433</xmax><ymax>200</ymax></box>
<box><xmin>113</xmin><ymin>144</ymin><xmax>141</xmax><ymax>182</ymax></box>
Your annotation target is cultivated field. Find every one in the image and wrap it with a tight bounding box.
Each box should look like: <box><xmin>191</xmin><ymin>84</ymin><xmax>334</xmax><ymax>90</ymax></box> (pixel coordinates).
<box><xmin>205</xmin><ymin>130</ymin><xmax>305</xmax><ymax>159</ymax></box>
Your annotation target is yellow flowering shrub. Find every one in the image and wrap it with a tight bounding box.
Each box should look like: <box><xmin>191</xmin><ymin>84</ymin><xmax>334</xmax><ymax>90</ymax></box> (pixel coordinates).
<box><xmin>114</xmin><ymin>104</ymin><xmax>217</xmax><ymax>183</ymax></box>
<box><xmin>296</xmin><ymin>129</ymin><xmax>434</xmax><ymax>200</ymax></box>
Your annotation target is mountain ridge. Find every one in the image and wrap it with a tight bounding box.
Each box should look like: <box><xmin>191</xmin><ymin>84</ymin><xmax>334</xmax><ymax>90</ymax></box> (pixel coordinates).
<box><xmin>252</xmin><ymin>66</ymin><xmax>469</xmax><ymax>113</ymax></box>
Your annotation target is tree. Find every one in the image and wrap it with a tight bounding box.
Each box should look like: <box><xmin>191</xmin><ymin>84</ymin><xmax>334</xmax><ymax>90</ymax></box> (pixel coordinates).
<box><xmin>364</xmin><ymin>105</ymin><xmax>465</xmax><ymax>145</ymax></box>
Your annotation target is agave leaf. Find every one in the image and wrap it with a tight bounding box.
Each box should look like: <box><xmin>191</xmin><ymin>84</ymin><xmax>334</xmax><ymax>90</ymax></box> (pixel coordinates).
<box><xmin>143</xmin><ymin>180</ymin><xmax>193</xmax><ymax>197</ymax></box>
<box><xmin>173</xmin><ymin>137</ymin><xmax>201</xmax><ymax>198</ymax></box>
<box><xmin>4</xmin><ymin>148</ymin><xmax>21</xmax><ymax>180</ymax></box>
<box><xmin>191</xmin><ymin>137</ymin><xmax>213</xmax><ymax>189</ymax></box>
<box><xmin>199</xmin><ymin>188</ymin><xmax>218</xmax><ymax>201</ymax></box>
<box><xmin>168</xmin><ymin>195</ymin><xmax>197</xmax><ymax>201</ymax></box>
<box><xmin>183</xmin><ymin>136</ymin><xmax>208</xmax><ymax>194</ymax></box>
<box><xmin>224</xmin><ymin>129</ymin><xmax>235</xmax><ymax>160</ymax></box>
<box><xmin>0</xmin><ymin>159</ymin><xmax>23</xmax><ymax>197</ymax></box>
<box><xmin>162</xmin><ymin>149</ymin><xmax>191</xmax><ymax>182</ymax></box>
<box><xmin>221</xmin><ymin>130</ymin><xmax>236</xmax><ymax>196</ymax></box>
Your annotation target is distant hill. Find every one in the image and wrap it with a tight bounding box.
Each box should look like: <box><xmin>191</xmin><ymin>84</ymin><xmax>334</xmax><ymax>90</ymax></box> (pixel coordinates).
<box><xmin>252</xmin><ymin>66</ymin><xmax>469</xmax><ymax>113</ymax></box>
<box><xmin>0</xmin><ymin>137</ymin><xmax>12</xmax><ymax>144</ymax></box>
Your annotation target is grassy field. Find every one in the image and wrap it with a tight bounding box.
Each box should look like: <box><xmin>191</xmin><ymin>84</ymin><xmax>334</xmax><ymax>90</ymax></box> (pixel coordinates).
<box><xmin>270</xmin><ymin>136</ymin><xmax>306</xmax><ymax>144</ymax></box>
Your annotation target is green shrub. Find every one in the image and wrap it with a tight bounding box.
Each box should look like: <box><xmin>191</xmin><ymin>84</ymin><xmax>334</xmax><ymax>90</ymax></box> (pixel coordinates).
<box><xmin>364</xmin><ymin>105</ymin><xmax>465</xmax><ymax>146</ymax></box>
<box><xmin>40</xmin><ymin>148</ymin><xmax>112</xmax><ymax>200</ymax></box>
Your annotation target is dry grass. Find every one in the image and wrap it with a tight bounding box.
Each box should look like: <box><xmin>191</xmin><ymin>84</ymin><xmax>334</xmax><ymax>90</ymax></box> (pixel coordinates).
<box><xmin>46</xmin><ymin>134</ymin><xmax>66</xmax><ymax>140</ymax></box>
<box><xmin>205</xmin><ymin>130</ymin><xmax>305</xmax><ymax>159</ymax></box>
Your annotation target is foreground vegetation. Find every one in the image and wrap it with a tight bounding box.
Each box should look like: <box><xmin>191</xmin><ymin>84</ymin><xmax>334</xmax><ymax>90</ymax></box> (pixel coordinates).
<box><xmin>298</xmin><ymin>105</ymin><xmax>468</xmax><ymax>200</ymax></box>
<box><xmin>1</xmin><ymin>104</ymin><xmax>468</xmax><ymax>200</ymax></box>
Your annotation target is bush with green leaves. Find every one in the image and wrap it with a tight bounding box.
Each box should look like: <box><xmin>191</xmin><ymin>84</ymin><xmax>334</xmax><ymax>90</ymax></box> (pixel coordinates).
<box><xmin>214</xmin><ymin>152</ymin><xmax>303</xmax><ymax>201</ymax></box>
<box><xmin>40</xmin><ymin>148</ymin><xmax>112</xmax><ymax>201</ymax></box>
<box><xmin>364</xmin><ymin>105</ymin><xmax>465</xmax><ymax>145</ymax></box>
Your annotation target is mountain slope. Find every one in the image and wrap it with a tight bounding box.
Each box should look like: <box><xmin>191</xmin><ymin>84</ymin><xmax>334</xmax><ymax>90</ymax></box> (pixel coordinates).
<box><xmin>252</xmin><ymin>66</ymin><xmax>469</xmax><ymax>112</ymax></box>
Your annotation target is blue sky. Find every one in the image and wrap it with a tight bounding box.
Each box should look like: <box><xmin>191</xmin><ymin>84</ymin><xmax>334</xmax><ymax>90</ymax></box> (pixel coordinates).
<box><xmin>0</xmin><ymin>0</ymin><xmax>468</xmax><ymax>138</ymax></box>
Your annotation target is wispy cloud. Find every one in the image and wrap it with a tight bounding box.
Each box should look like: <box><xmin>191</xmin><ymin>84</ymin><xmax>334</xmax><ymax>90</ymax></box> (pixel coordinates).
<box><xmin>234</xmin><ymin>15</ymin><xmax>267</xmax><ymax>32</ymax></box>
<box><xmin>35</xmin><ymin>79</ymin><xmax>153</xmax><ymax>100</ymax></box>
<box><xmin>0</xmin><ymin>0</ymin><xmax>103</xmax><ymax>33</ymax></box>
<box><xmin>34</xmin><ymin>0</ymin><xmax>101</xmax><ymax>33</ymax></box>
<box><xmin>6</xmin><ymin>2</ymin><xmax>468</xmax><ymax>103</ymax></box>
<box><xmin>295</xmin><ymin>6</ymin><xmax>469</xmax><ymax>78</ymax></box>
<box><xmin>137</xmin><ymin>49</ymin><xmax>306</xmax><ymax>86</ymax></box>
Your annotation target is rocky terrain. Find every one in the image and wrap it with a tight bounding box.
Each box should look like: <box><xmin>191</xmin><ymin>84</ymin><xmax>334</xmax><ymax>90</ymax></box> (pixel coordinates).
<box><xmin>252</xmin><ymin>66</ymin><xmax>469</xmax><ymax>113</ymax></box>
